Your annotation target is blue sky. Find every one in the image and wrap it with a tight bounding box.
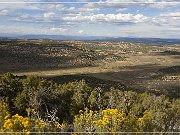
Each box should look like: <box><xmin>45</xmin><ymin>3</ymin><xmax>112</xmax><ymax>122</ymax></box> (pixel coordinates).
<box><xmin>0</xmin><ymin>0</ymin><xmax>179</xmax><ymax>38</ymax></box>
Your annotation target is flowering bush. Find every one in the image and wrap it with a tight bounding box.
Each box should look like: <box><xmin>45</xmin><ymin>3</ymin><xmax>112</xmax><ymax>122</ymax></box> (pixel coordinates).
<box><xmin>0</xmin><ymin>100</ymin><xmax>64</xmax><ymax>133</ymax></box>
<box><xmin>74</xmin><ymin>108</ymin><xmax>144</xmax><ymax>133</ymax></box>
<box><xmin>3</xmin><ymin>114</ymin><xmax>30</xmax><ymax>132</ymax></box>
<box><xmin>0</xmin><ymin>99</ymin><xmax>10</xmax><ymax>131</ymax></box>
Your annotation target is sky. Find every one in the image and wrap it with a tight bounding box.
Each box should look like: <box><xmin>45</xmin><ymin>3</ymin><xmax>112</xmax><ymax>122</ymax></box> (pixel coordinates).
<box><xmin>0</xmin><ymin>0</ymin><xmax>180</xmax><ymax>38</ymax></box>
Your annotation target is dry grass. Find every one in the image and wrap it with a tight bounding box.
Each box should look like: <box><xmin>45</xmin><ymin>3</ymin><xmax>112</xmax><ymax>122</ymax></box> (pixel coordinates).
<box><xmin>0</xmin><ymin>40</ymin><xmax>180</xmax><ymax>97</ymax></box>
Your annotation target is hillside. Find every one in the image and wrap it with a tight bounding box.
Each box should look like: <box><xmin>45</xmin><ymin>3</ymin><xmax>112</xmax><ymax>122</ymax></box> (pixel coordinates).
<box><xmin>0</xmin><ymin>39</ymin><xmax>180</xmax><ymax>98</ymax></box>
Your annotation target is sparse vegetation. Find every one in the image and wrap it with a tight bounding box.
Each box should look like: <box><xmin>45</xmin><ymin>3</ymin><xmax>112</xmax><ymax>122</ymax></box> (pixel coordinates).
<box><xmin>0</xmin><ymin>40</ymin><xmax>180</xmax><ymax>133</ymax></box>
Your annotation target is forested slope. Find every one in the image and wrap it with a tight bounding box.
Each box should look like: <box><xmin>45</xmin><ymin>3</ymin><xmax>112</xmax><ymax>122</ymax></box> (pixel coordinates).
<box><xmin>0</xmin><ymin>73</ymin><xmax>179</xmax><ymax>133</ymax></box>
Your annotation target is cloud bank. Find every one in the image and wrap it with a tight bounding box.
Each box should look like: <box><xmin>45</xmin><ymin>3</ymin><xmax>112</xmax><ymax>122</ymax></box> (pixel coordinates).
<box><xmin>0</xmin><ymin>0</ymin><xmax>179</xmax><ymax>38</ymax></box>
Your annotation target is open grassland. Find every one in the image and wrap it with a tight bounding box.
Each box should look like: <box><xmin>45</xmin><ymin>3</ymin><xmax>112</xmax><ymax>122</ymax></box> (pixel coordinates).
<box><xmin>0</xmin><ymin>40</ymin><xmax>180</xmax><ymax>98</ymax></box>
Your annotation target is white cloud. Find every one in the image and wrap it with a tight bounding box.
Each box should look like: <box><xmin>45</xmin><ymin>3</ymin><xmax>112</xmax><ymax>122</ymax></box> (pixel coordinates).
<box><xmin>83</xmin><ymin>2</ymin><xmax>125</xmax><ymax>11</ymax></box>
<box><xmin>0</xmin><ymin>25</ymin><xmax>68</xmax><ymax>35</ymax></box>
<box><xmin>114</xmin><ymin>22</ymin><xmax>180</xmax><ymax>38</ymax></box>
<box><xmin>63</xmin><ymin>13</ymin><xmax>148</xmax><ymax>24</ymax></box>
<box><xmin>150</xmin><ymin>2</ymin><xmax>180</xmax><ymax>9</ymax></box>
<box><xmin>160</xmin><ymin>11</ymin><xmax>180</xmax><ymax>20</ymax></box>
<box><xmin>44</xmin><ymin>12</ymin><xmax>55</xmax><ymax>18</ymax></box>
<box><xmin>50</xmin><ymin>27</ymin><xmax>67</xmax><ymax>32</ymax></box>
<box><xmin>14</xmin><ymin>13</ymin><xmax>46</xmax><ymax>23</ymax></box>
<box><xmin>87</xmin><ymin>0</ymin><xmax>180</xmax><ymax>10</ymax></box>
<box><xmin>78</xmin><ymin>30</ymin><xmax>84</xmax><ymax>34</ymax></box>
<box><xmin>0</xmin><ymin>9</ymin><xmax>9</xmax><ymax>16</ymax></box>
<box><xmin>151</xmin><ymin>11</ymin><xmax>180</xmax><ymax>26</ymax></box>
<box><xmin>34</xmin><ymin>4</ymin><xmax>65</xmax><ymax>11</ymax></box>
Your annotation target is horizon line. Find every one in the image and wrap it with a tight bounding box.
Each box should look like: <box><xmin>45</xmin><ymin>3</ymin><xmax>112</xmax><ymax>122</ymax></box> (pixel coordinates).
<box><xmin>1</xmin><ymin>34</ymin><xmax>180</xmax><ymax>40</ymax></box>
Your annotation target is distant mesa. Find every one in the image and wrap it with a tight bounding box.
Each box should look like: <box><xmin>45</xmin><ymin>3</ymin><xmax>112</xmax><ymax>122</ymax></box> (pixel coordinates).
<box><xmin>0</xmin><ymin>34</ymin><xmax>180</xmax><ymax>45</ymax></box>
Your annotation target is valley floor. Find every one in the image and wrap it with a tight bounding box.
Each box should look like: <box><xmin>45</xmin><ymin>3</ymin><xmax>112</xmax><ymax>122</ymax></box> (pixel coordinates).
<box><xmin>0</xmin><ymin>40</ymin><xmax>180</xmax><ymax>98</ymax></box>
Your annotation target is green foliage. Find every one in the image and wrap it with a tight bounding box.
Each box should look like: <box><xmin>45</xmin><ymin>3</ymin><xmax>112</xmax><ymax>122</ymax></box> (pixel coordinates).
<box><xmin>0</xmin><ymin>73</ymin><xmax>23</xmax><ymax>114</ymax></box>
<box><xmin>0</xmin><ymin>72</ymin><xmax>22</xmax><ymax>97</ymax></box>
<box><xmin>0</xmin><ymin>73</ymin><xmax>179</xmax><ymax>133</ymax></box>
